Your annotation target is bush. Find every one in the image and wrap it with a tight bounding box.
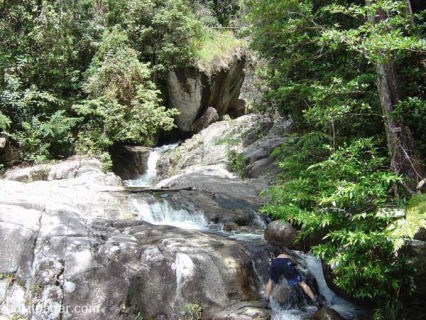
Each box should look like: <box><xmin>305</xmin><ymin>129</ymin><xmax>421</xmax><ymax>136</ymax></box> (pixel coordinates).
<box><xmin>17</xmin><ymin>111</ymin><xmax>79</xmax><ymax>163</ymax></box>
<box><xmin>73</xmin><ymin>30</ymin><xmax>178</xmax><ymax>165</ymax></box>
<box><xmin>227</xmin><ymin>150</ymin><xmax>247</xmax><ymax>178</ymax></box>
<box><xmin>263</xmin><ymin>138</ymin><xmax>413</xmax><ymax>318</ymax></box>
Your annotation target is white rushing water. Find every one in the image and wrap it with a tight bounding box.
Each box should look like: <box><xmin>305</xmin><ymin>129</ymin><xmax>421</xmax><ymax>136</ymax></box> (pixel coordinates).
<box><xmin>270</xmin><ymin>252</ymin><xmax>361</xmax><ymax>320</ymax></box>
<box><xmin>124</xmin><ymin>143</ymin><xmax>363</xmax><ymax>319</ymax></box>
<box><xmin>124</xmin><ymin>143</ymin><xmax>178</xmax><ymax>187</ymax></box>
<box><xmin>130</xmin><ymin>197</ymin><xmax>208</xmax><ymax>230</ymax></box>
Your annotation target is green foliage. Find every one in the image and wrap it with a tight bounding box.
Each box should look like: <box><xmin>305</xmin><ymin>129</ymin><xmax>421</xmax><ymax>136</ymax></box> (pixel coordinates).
<box><xmin>227</xmin><ymin>150</ymin><xmax>247</xmax><ymax>178</ymax></box>
<box><xmin>18</xmin><ymin>111</ymin><xmax>79</xmax><ymax>163</ymax></box>
<box><xmin>263</xmin><ymin>138</ymin><xmax>412</xmax><ymax>317</ymax></box>
<box><xmin>246</xmin><ymin>0</ymin><xmax>384</xmax><ymax>139</ymax></box>
<box><xmin>182</xmin><ymin>303</ymin><xmax>203</xmax><ymax>320</ymax></box>
<box><xmin>0</xmin><ymin>0</ymin><xmax>205</xmax><ymax>166</ymax></box>
<box><xmin>190</xmin><ymin>0</ymin><xmax>240</xmax><ymax>27</ymax></box>
<box><xmin>217</xmin><ymin>136</ymin><xmax>241</xmax><ymax>146</ymax></box>
<box><xmin>393</xmin><ymin>97</ymin><xmax>426</xmax><ymax>167</ymax></box>
<box><xmin>123</xmin><ymin>0</ymin><xmax>202</xmax><ymax>75</ymax></box>
<box><xmin>248</xmin><ymin>1</ymin><xmax>425</xmax><ymax>316</ymax></box>
<box><xmin>11</xmin><ymin>314</ymin><xmax>28</xmax><ymax>320</ymax></box>
<box><xmin>0</xmin><ymin>111</ymin><xmax>11</xmax><ymax>131</ymax></box>
<box><xmin>321</xmin><ymin>1</ymin><xmax>426</xmax><ymax>63</ymax></box>
<box><xmin>73</xmin><ymin>30</ymin><xmax>178</xmax><ymax>165</ymax></box>
<box><xmin>193</xmin><ymin>28</ymin><xmax>245</xmax><ymax>74</ymax></box>
<box><xmin>388</xmin><ymin>194</ymin><xmax>426</xmax><ymax>244</ymax></box>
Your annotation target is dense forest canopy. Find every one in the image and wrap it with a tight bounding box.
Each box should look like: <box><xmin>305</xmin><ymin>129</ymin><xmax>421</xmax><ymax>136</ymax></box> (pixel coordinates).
<box><xmin>1</xmin><ymin>1</ymin><xmax>425</xmax><ymax>319</ymax></box>
<box><xmin>0</xmin><ymin>0</ymin><xmax>241</xmax><ymax>167</ymax></box>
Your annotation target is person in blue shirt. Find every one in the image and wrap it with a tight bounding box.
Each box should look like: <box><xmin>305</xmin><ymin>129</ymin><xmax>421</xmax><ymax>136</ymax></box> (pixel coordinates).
<box><xmin>265</xmin><ymin>253</ymin><xmax>321</xmax><ymax>308</ymax></box>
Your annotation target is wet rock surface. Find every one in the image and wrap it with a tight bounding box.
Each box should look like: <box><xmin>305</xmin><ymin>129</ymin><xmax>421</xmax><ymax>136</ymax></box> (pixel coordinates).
<box><xmin>0</xmin><ymin>159</ymin><xmax>275</xmax><ymax>320</ymax></box>
<box><xmin>132</xmin><ymin>190</ymin><xmax>264</xmax><ymax>227</ymax></box>
<box><xmin>110</xmin><ymin>145</ymin><xmax>151</xmax><ymax>180</ymax></box>
<box><xmin>211</xmin><ymin>301</ymin><xmax>271</xmax><ymax>320</ymax></box>
<box><xmin>313</xmin><ymin>307</ymin><xmax>343</xmax><ymax>320</ymax></box>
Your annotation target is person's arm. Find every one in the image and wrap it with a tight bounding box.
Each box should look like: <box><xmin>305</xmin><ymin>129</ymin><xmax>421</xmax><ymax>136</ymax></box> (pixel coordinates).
<box><xmin>265</xmin><ymin>279</ymin><xmax>273</xmax><ymax>302</ymax></box>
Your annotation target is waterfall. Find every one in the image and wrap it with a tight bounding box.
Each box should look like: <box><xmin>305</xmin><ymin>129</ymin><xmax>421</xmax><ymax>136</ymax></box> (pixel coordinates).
<box><xmin>129</xmin><ymin>196</ymin><xmax>208</xmax><ymax>230</ymax></box>
<box><xmin>301</xmin><ymin>253</ymin><xmax>362</xmax><ymax>319</ymax></box>
<box><xmin>124</xmin><ymin>143</ymin><xmax>363</xmax><ymax>319</ymax></box>
<box><xmin>267</xmin><ymin>252</ymin><xmax>362</xmax><ymax>320</ymax></box>
<box><xmin>124</xmin><ymin>143</ymin><xmax>178</xmax><ymax>187</ymax></box>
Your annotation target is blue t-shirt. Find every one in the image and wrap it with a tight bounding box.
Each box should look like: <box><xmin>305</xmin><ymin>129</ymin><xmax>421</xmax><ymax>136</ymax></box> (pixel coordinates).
<box><xmin>269</xmin><ymin>258</ymin><xmax>303</xmax><ymax>286</ymax></box>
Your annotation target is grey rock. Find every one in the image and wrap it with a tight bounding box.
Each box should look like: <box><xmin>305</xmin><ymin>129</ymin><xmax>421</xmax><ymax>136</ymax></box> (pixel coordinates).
<box><xmin>167</xmin><ymin>68</ymin><xmax>208</xmax><ymax>132</ymax></box>
<box><xmin>417</xmin><ymin>178</ymin><xmax>426</xmax><ymax>193</ymax></box>
<box><xmin>191</xmin><ymin>107</ymin><xmax>219</xmax><ymax>133</ymax></box>
<box><xmin>228</xmin><ymin>99</ymin><xmax>246</xmax><ymax>119</ymax></box>
<box><xmin>211</xmin><ymin>301</ymin><xmax>271</xmax><ymax>320</ymax></box>
<box><xmin>0</xmin><ymin>163</ymin><xmax>276</xmax><ymax>320</ymax></box>
<box><xmin>3</xmin><ymin>157</ymin><xmax>121</xmax><ymax>185</ymax></box>
<box><xmin>313</xmin><ymin>307</ymin><xmax>343</xmax><ymax>320</ymax></box>
<box><xmin>167</xmin><ymin>51</ymin><xmax>246</xmax><ymax>133</ymax></box>
<box><xmin>157</xmin><ymin>114</ymin><xmax>291</xmax><ymax>191</ymax></box>
<box><xmin>3</xmin><ymin>164</ymin><xmax>50</xmax><ymax>182</ymax></box>
<box><xmin>207</xmin><ymin>56</ymin><xmax>246</xmax><ymax>117</ymax></box>
<box><xmin>264</xmin><ymin>221</ymin><xmax>299</xmax><ymax>249</ymax></box>
<box><xmin>0</xmin><ymin>137</ymin><xmax>20</xmax><ymax>168</ymax></box>
<box><xmin>110</xmin><ymin>145</ymin><xmax>151</xmax><ymax>180</ymax></box>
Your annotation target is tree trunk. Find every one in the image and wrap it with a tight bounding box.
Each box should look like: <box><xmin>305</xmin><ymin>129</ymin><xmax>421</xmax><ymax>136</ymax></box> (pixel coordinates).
<box><xmin>368</xmin><ymin>2</ymin><xmax>424</xmax><ymax>183</ymax></box>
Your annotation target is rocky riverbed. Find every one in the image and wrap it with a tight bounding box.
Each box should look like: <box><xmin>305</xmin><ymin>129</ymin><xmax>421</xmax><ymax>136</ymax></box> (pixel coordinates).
<box><xmin>0</xmin><ymin>158</ymin><xmax>276</xmax><ymax>320</ymax></box>
<box><xmin>3</xmin><ymin>115</ymin><xmax>413</xmax><ymax>320</ymax></box>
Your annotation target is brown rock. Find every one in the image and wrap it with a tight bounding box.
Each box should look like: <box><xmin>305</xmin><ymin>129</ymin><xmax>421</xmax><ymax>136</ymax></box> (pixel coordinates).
<box><xmin>223</xmin><ymin>222</ymin><xmax>239</xmax><ymax>232</ymax></box>
<box><xmin>264</xmin><ymin>220</ymin><xmax>299</xmax><ymax>249</ymax></box>
<box><xmin>313</xmin><ymin>307</ymin><xmax>343</xmax><ymax>320</ymax></box>
<box><xmin>110</xmin><ymin>145</ymin><xmax>151</xmax><ymax>180</ymax></box>
<box><xmin>191</xmin><ymin>107</ymin><xmax>219</xmax><ymax>133</ymax></box>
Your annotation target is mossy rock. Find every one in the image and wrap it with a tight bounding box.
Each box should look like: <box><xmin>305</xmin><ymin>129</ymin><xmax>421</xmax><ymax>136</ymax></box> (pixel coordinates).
<box><xmin>407</xmin><ymin>194</ymin><xmax>426</xmax><ymax>240</ymax></box>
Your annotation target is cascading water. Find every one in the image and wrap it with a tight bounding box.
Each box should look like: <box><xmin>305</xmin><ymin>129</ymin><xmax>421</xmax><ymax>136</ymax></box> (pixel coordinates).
<box><xmin>124</xmin><ymin>143</ymin><xmax>178</xmax><ymax>187</ymax></box>
<box><xmin>125</xmin><ymin>143</ymin><xmax>364</xmax><ymax>319</ymax></box>
<box><xmin>129</xmin><ymin>195</ymin><xmax>208</xmax><ymax>230</ymax></box>
<box><xmin>266</xmin><ymin>252</ymin><xmax>362</xmax><ymax>320</ymax></box>
<box><xmin>125</xmin><ymin>143</ymin><xmax>210</xmax><ymax>230</ymax></box>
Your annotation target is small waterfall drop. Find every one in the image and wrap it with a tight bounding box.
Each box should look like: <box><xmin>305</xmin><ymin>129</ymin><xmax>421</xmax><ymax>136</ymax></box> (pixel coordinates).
<box><xmin>268</xmin><ymin>252</ymin><xmax>362</xmax><ymax>320</ymax></box>
<box><xmin>129</xmin><ymin>196</ymin><xmax>208</xmax><ymax>230</ymax></box>
<box><xmin>124</xmin><ymin>143</ymin><xmax>178</xmax><ymax>187</ymax></box>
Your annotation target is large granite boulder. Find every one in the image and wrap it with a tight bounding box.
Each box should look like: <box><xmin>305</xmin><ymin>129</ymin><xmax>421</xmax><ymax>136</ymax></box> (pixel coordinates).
<box><xmin>191</xmin><ymin>107</ymin><xmax>219</xmax><ymax>133</ymax></box>
<box><xmin>0</xmin><ymin>136</ymin><xmax>19</xmax><ymax>168</ymax></box>
<box><xmin>167</xmin><ymin>50</ymin><xmax>246</xmax><ymax>133</ymax></box>
<box><xmin>167</xmin><ymin>68</ymin><xmax>210</xmax><ymax>132</ymax></box>
<box><xmin>130</xmin><ymin>190</ymin><xmax>264</xmax><ymax>228</ymax></box>
<box><xmin>3</xmin><ymin>157</ymin><xmax>120</xmax><ymax>185</ymax></box>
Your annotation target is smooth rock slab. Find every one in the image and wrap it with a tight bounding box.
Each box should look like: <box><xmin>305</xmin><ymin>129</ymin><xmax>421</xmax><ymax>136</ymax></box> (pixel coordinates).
<box><xmin>0</xmin><ymin>159</ymin><xmax>277</xmax><ymax>320</ymax></box>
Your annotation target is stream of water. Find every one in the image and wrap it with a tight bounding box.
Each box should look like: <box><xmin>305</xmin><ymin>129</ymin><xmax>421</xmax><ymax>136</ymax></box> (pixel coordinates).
<box><xmin>125</xmin><ymin>144</ymin><xmax>362</xmax><ymax>320</ymax></box>
<box><xmin>124</xmin><ymin>144</ymin><xmax>178</xmax><ymax>187</ymax></box>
